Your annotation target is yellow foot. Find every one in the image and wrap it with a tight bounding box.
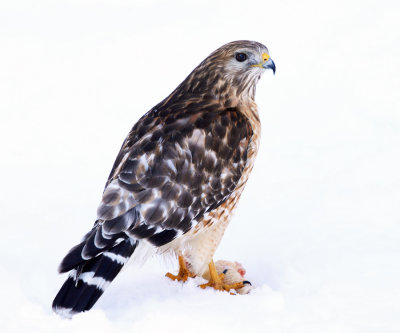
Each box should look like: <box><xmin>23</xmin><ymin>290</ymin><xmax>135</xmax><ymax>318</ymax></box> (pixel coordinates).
<box><xmin>166</xmin><ymin>255</ymin><xmax>195</xmax><ymax>282</ymax></box>
<box><xmin>199</xmin><ymin>261</ymin><xmax>244</xmax><ymax>293</ymax></box>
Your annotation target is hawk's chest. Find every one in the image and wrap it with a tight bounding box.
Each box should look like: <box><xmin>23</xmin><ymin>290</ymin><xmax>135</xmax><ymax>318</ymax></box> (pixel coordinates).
<box><xmin>160</xmin><ymin>104</ymin><xmax>261</xmax><ymax>273</ymax></box>
<box><xmin>197</xmin><ymin>109</ymin><xmax>261</xmax><ymax>230</ymax></box>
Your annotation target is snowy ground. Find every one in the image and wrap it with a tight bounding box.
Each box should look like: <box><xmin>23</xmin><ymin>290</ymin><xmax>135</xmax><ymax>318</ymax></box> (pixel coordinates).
<box><xmin>1</xmin><ymin>0</ymin><xmax>399</xmax><ymax>332</ymax></box>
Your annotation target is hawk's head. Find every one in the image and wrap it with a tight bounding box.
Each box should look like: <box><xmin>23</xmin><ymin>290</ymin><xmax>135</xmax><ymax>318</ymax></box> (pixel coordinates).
<box><xmin>184</xmin><ymin>40</ymin><xmax>275</xmax><ymax>101</ymax></box>
<box><xmin>210</xmin><ymin>40</ymin><xmax>275</xmax><ymax>76</ymax></box>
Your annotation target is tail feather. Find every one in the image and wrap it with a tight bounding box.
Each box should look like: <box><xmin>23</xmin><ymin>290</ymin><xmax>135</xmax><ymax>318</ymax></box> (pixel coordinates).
<box><xmin>53</xmin><ymin>238</ymin><xmax>137</xmax><ymax>317</ymax></box>
<box><xmin>58</xmin><ymin>223</ymin><xmax>127</xmax><ymax>274</ymax></box>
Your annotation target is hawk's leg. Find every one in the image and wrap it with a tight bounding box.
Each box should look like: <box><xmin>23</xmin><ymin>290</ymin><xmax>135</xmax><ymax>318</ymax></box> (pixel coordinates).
<box><xmin>199</xmin><ymin>260</ymin><xmax>244</xmax><ymax>292</ymax></box>
<box><xmin>165</xmin><ymin>255</ymin><xmax>195</xmax><ymax>282</ymax></box>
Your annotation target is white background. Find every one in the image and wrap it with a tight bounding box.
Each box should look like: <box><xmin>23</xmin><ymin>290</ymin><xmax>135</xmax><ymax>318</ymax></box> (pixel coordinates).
<box><xmin>1</xmin><ymin>0</ymin><xmax>399</xmax><ymax>332</ymax></box>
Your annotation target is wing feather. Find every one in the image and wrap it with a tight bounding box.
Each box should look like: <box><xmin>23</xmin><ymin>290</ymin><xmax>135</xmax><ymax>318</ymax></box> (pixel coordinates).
<box><xmin>96</xmin><ymin>106</ymin><xmax>252</xmax><ymax>247</ymax></box>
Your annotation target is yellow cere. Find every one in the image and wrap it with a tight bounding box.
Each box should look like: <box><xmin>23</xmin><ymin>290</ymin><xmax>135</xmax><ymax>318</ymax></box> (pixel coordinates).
<box><xmin>262</xmin><ymin>53</ymin><xmax>270</xmax><ymax>62</ymax></box>
<box><xmin>251</xmin><ymin>53</ymin><xmax>270</xmax><ymax>68</ymax></box>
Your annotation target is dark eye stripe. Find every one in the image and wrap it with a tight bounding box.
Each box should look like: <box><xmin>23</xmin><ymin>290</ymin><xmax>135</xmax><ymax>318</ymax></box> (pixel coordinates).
<box><xmin>235</xmin><ymin>53</ymin><xmax>247</xmax><ymax>62</ymax></box>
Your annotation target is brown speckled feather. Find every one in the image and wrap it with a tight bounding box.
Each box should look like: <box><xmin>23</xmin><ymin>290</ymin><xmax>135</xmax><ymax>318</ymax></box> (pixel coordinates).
<box><xmin>53</xmin><ymin>40</ymin><xmax>275</xmax><ymax>316</ymax></box>
<box><xmin>98</xmin><ymin>105</ymin><xmax>252</xmax><ymax>247</ymax></box>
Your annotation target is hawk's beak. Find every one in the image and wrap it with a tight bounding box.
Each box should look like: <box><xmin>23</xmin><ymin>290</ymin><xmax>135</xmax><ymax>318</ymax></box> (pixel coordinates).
<box><xmin>251</xmin><ymin>52</ymin><xmax>276</xmax><ymax>75</ymax></box>
<box><xmin>263</xmin><ymin>58</ymin><xmax>276</xmax><ymax>75</ymax></box>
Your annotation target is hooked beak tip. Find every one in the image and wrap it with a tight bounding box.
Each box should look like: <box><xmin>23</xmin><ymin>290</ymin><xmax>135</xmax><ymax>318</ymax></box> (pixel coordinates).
<box><xmin>263</xmin><ymin>58</ymin><xmax>276</xmax><ymax>75</ymax></box>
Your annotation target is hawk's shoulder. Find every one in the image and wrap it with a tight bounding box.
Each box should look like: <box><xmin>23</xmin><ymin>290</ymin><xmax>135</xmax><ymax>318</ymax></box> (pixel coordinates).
<box><xmin>106</xmin><ymin>99</ymin><xmax>253</xmax><ymax>184</ymax></box>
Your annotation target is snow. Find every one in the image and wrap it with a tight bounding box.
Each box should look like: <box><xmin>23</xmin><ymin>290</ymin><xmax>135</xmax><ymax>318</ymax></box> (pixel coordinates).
<box><xmin>1</xmin><ymin>0</ymin><xmax>399</xmax><ymax>332</ymax></box>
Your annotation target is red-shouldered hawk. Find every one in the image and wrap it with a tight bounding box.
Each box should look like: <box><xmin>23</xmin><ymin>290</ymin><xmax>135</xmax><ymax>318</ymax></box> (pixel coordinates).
<box><xmin>53</xmin><ymin>40</ymin><xmax>275</xmax><ymax>317</ymax></box>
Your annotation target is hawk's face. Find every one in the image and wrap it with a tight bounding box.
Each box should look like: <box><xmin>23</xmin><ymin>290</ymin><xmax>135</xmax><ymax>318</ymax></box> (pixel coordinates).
<box><xmin>223</xmin><ymin>43</ymin><xmax>276</xmax><ymax>77</ymax></box>
<box><xmin>200</xmin><ymin>40</ymin><xmax>275</xmax><ymax>99</ymax></box>
<box><xmin>179</xmin><ymin>40</ymin><xmax>274</xmax><ymax>101</ymax></box>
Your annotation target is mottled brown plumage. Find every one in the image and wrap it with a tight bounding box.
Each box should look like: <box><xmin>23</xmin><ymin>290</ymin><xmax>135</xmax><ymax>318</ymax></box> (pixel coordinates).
<box><xmin>53</xmin><ymin>40</ymin><xmax>275</xmax><ymax>316</ymax></box>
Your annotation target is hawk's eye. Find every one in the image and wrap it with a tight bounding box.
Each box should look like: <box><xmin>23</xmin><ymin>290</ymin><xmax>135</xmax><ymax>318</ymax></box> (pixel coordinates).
<box><xmin>235</xmin><ymin>53</ymin><xmax>247</xmax><ymax>62</ymax></box>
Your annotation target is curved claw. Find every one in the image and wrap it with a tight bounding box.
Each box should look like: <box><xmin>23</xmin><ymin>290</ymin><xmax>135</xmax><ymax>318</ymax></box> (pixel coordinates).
<box><xmin>166</xmin><ymin>255</ymin><xmax>195</xmax><ymax>282</ymax></box>
<box><xmin>199</xmin><ymin>261</ymin><xmax>244</xmax><ymax>293</ymax></box>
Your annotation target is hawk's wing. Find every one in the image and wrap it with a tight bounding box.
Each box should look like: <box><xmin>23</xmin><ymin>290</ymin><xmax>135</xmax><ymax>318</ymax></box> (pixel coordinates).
<box><xmin>59</xmin><ymin>106</ymin><xmax>252</xmax><ymax>271</ymax></box>
<box><xmin>98</xmin><ymin>106</ymin><xmax>252</xmax><ymax>242</ymax></box>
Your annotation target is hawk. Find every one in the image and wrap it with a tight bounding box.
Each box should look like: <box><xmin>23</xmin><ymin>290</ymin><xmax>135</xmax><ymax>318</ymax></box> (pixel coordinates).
<box><xmin>53</xmin><ymin>40</ymin><xmax>275</xmax><ymax>317</ymax></box>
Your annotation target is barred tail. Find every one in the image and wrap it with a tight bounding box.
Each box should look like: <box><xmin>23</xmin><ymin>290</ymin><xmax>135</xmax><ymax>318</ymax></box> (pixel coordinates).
<box><xmin>52</xmin><ymin>238</ymin><xmax>137</xmax><ymax>317</ymax></box>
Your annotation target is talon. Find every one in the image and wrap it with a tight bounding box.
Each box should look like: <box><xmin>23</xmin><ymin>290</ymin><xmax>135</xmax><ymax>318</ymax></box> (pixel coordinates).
<box><xmin>165</xmin><ymin>255</ymin><xmax>195</xmax><ymax>282</ymax></box>
<box><xmin>199</xmin><ymin>261</ymin><xmax>244</xmax><ymax>293</ymax></box>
